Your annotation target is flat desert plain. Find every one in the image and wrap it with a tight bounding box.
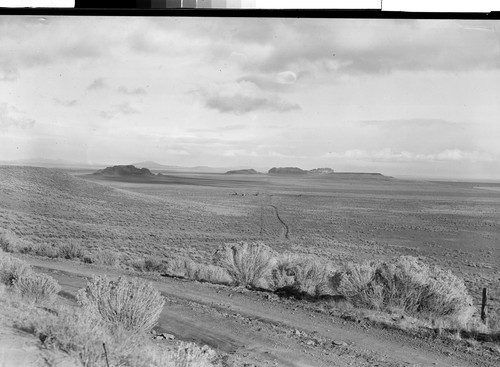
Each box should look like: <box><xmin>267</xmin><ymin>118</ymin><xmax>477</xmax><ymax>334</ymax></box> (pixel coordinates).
<box><xmin>2</xmin><ymin>166</ymin><xmax>498</xmax><ymax>315</ymax></box>
<box><xmin>1</xmin><ymin>166</ymin><xmax>499</xmax><ymax>365</ymax></box>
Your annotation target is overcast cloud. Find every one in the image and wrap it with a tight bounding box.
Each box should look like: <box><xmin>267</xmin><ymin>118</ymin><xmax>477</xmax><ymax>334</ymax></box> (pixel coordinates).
<box><xmin>1</xmin><ymin>17</ymin><xmax>499</xmax><ymax>179</ymax></box>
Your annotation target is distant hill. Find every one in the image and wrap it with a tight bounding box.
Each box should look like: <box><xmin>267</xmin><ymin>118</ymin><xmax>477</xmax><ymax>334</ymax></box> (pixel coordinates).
<box><xmin>225</xmin><ymin>169</ymin><xmax>259</xmax><ymax>175</ymax></box>
<box><xmin>309</xmin><ymin>168</ymin><xmax>335</xmax><ymax>174</ymax></box>
<box><xmin>268</xmin><ymin>167</ymin><xmax>308</xmax><ymax>175</ymax></box>
<box><xmin>132</xmin><ymin>161</ymin><xmax>229</xmax><ymax>173</ymax></box>
<box><xmin>0</xmin><ymin>158</ymin><xmax>106</xmax><ymax>169</ymax></box>
<box><xmin>94</xmin><ymin>165</ymin><xmax>155</xmax><ymax>177</ymax></box>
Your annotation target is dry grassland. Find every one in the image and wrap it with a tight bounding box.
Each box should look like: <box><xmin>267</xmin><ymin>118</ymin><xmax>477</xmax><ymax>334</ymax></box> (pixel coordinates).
<box><xmin>1</xmin><ymin>166</ymin><xmax>499</xmax><ymax>332</ymax></box>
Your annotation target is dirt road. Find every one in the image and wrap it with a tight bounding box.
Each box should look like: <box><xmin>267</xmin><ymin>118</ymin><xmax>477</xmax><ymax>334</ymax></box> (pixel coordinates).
<box><xmin>22</xmin><ymin>256</ymin><xmax>499</xmax><ymax>367</ymax></box>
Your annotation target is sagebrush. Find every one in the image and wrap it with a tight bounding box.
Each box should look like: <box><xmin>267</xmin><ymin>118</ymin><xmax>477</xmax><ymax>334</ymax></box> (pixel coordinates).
<box><xmin>77</xmin><ymin>275</ymin><xmax>165</xmax><ymax>333</ymax></box>
<box><xmin>0</xmin><ymin>251</ymin><xmax>32</xmax><ymax>286</ymax></box>
<box><xmin>271</xmin><ymin>255</ymin><xmax>336</xmax><ymax>298</ymax></box>
<box><xmin>14</xmin><ymin>272</ymin><xmax>61</xmax><ymax>305</ymax></box>
<box><xmin>214</xmin><ymin>242</ymin><xmax>276</xmax><ymax>288</ymax></box>
<box><xmin>338</xmin><ymin>256</ymin><xmax>474</xmax><ymax>323</ymax></box>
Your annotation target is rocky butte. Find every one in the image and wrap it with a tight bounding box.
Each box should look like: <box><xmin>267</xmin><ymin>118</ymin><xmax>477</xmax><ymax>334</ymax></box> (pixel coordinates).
<box><xmin>308</xmin><ymin>168</ymin><xmax>335</xmax><ymax>174</ymax></box>
<box><xmin>225</xmin><ymin>169</ymin><xmax>259</xmax><ymax>174</ymax></box>
<box><xmin>268</xmin><ymin>167</ymin><xmax>308</xmax><ymax>175</ymax></box>
<box><xmin>268</xmin><ymin>167</ymin><xmax>335</xmax><ymax>175</ymax></box>
<box><xmin>93</xmin><ymin>165</ymin><xmax>155</xmax><ymax>177</ymax></box>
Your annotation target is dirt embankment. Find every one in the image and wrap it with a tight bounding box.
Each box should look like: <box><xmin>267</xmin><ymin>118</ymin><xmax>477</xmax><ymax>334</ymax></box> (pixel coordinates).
<box><xmin>17</xmin><ymin>256</ymin><xmax>500</xmax><ymax>367</ymax></box>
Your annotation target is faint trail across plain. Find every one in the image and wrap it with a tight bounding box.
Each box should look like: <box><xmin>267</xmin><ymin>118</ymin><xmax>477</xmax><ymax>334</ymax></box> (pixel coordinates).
<box><xmin>266</xmin><ymin>204</ymin><xmax>290</xmax><ymax>240</ymax></box>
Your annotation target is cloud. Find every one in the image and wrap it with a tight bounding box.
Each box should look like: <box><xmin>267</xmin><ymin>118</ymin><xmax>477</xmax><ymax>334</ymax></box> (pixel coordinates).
<box><xmin>0</xmin><ymin>61</ymin><xmax>18</xmax><ymax>82</ymax></box>
<box><xmin>99</xmin><ymin>102</ymin><xmax>141</xmax><ymax>119</ymax></box>
<box><xmin>0</xmin><ymin>103</ymin><xmax>35</xmax><ymax>130</ymax></box>
<box><xmin>195</xmin><ymin>80</ymin><xmax>301</xmax><ymax>114</ymax></box>
<box><xmin>87</xmin><ymin>78</ymin><xmax>107</xmax><ymax>91</ymax></box>
<box><xmin>228</xmin><ymin>19</ymin><xmax>500</xmax><ymax>78</ymax></box>
<box><xmin>358</xmin><ymin>118</ymin><xmax>462</xmax><ymax>129</ymax></box>
<box><xmin>53</xmin><ymin>98</ymin><xmax>78</xmax><ymax>107</ymax></box>
<box><xmin>118</xmin><ymin>86</ymin><xmax>147</xmax><ymax>95</ymax></box>
<box><xmin>237</xmin><ymin>70</ymin><xmax>298</xmax><ymax>92</ymax></box>
<box><xmin>324</xmin><ymin>148</ymin><xmax>497</xmax><ymax>163</ymax></box>
<box><xmin>167</xmin><ymin>149</ymin><xmax>190</xmax><ymax>156</ymax></box>
<box><xmin>223</xmin><ymin>149</ymin><xmax>258</xmax><ymax>157</ymax></box>
<box><xmin>0</xmin><ymin>17</ymin><xmax>111</xmax><ymax>79</ymax></box>
<box><xmin>188</xmin><ymin>124</ymin><xmax>246</xmax><ymax>133</ymax></box>
<box><xmin>276</xmin><ymin>71</ymin><xmax>297</xmax><ymax>84</ymax></box>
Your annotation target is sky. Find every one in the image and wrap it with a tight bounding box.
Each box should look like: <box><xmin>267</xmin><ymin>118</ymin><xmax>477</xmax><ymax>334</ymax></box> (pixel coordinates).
<box><xmin>1</xmin><ymin>16</ymin><xmax>500</xmax><ymax>179</ymax></box>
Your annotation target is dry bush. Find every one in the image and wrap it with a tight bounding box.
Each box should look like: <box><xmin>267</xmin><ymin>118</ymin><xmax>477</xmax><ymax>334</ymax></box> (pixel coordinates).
<box><xmin>12</xmin><ymin>284</ymin><xmax>217</xmax><ymax>367</ymax></box>
<box><xmin>271</xmin><ymin>254</ymin><xmax>337</xmax><ymax>298</ymax></box>
<box><xmin>213</xmin><ymin>241</ymin><xmax>276</xmax><ymax>288</ymax></box>
<box><xmin>77</xmin><ymin>275</ymin><xmax>165</xmax><ymax>333</ymax></box>
<box><xmin>270</xmin><ymin>254</ymin><xmax>298</xmax><ymax>290</ymax></box>
<box><xmin>16</xmin><ymin>304</ymin><xmax>111</xmax><ymax>366</ymax></box>
<box><xmin>94</xmin><ymin>249</ymin><xmax>120</xmax><ymax>267</ymax></box>
<box><xmin>194</xmin><ymin>263</ymin><xmax>233</xmax><ymax>285</ymax></box>
<box><xmin>338</xmin><ymin>256</ymin><xmax>474</xmax><ymax>323</ymax></box>
<box><xmin>0</xmin><ymin>251</ymin><xmax>32</xmax><ymax>286</ymax></box>
<box><xmin>58</xmin><ymin>241</ymin><xmax>86</xmax><ymax>260</ymax></box>
<box><xmin>129</xmin><ymin>257</ymin><xmax>166</xmax><ymax>273</ymax></box>
<box><xmin>163</xmin><ymin>256</ymin><xmax>233</xmax><ymax>285</ymax></box>
<box><xmin>15</xmin><ymin>272</ymin><xmax>61</xmax><ymax>305</ymax></box>
<box><xmin>0</xmin><ymin>229</ymin><xmax>34</xmax><ymax>253</ymax></box>
<box><xmin>32</xmin><ymin>243</ymin><xmax>59</xmax><ymax>258</ymax></box>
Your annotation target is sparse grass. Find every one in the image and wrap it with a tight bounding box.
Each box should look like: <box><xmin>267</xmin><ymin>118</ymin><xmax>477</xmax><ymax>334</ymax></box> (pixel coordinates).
<box><xmin>77</xmin><ymin>275</ymin><xmax>165</xmax><ymax>334</ymax></box>
<box><xmin>214</xmin><ymin>241</ymin><xmax>276</xmax><ymax>289</ymax></box>
<box><xmin>337</xmin><ymin>256</ymin><xmax>475</xmax><ymax>325</ymax></box>
<box><xmin>123</xmin><ymin>342</ymin><xmax>216</xmax><ymax>367</ymax></box>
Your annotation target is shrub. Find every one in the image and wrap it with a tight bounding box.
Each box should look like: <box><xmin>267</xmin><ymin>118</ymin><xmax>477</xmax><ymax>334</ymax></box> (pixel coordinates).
<box><xmin>77</xmin><ymin>275</ymin><xmax>165</xmax><ymax>333</ymax></box>
<box><xmin>162</xmin><ymin>256</ymin><xmax>233</xmax><ymax>285</ymax></box>
<box><xmin>338</xmin><ymin>256</ymin><xmax>474</xmax><ymax>322</ymax></box>
<box><xmin>129</xmin><ymin>257</ymin><xmax>166</xmax><ymax>273</ymax></box>
<box><xmin>289</xmin><ymin>259</ymin><xmax>334</xmax><ymax>298</ymax></box>
<box><xmin>15</xmin><ymin>272</ymin><xmax>61</xmax><ymax>305</ymax></box>
<box><xmin>16</xmin><ymin>302</ymin><xmax>218</xmax><ymax>367</ymax></box>
<box><xmin>58</xmin><ymin>241</ymin><xmax>85</xmax><ymax>260</ymax></box>
<box><xmin>16</xmin><ymin>303</ymin><xmax>113</xmax><ymax>366</ymax></box>
<box><xmin>32</xmin><ymin>243</ymin><xmax>59</xmax><ymax>258</ymax></box>
<box><xmin>0</xmin><ymin>252</ymin><xmax>32</xmax><ymax>286</ymax></box>
<box><xmin>0</xmin><ymin>229</ymin><xmax>34</xmax><ymax>254</ymax></box>
<box><xmin>213</xmin><ymin>241</ymin><xmax>276</xmax><ymax>288</ymax></box>
<box><xmin>95</xmin><ymin>249</ymin><xmax>120</xmax><ymax>267</ymax></box>
<box><xmin>271</xmin><ymin>255</ymin><xmax>336</xmax><ymax>298</ymax></box>
<box><xmin>194</xmin><ymin>263</ymin><xmax>233</xmax><ymax>285</ymax></box>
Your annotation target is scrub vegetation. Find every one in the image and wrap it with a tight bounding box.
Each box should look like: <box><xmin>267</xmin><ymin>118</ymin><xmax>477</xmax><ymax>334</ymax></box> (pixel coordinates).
<box><xmin>0</xmin><ymin>250</ymin><xmax>218</xmax><ymax>366</ymax></box>
<box><xmin>1</xmin><ymin>165</ymin><xmax>499</xmax><ymax>358</ymax></box>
